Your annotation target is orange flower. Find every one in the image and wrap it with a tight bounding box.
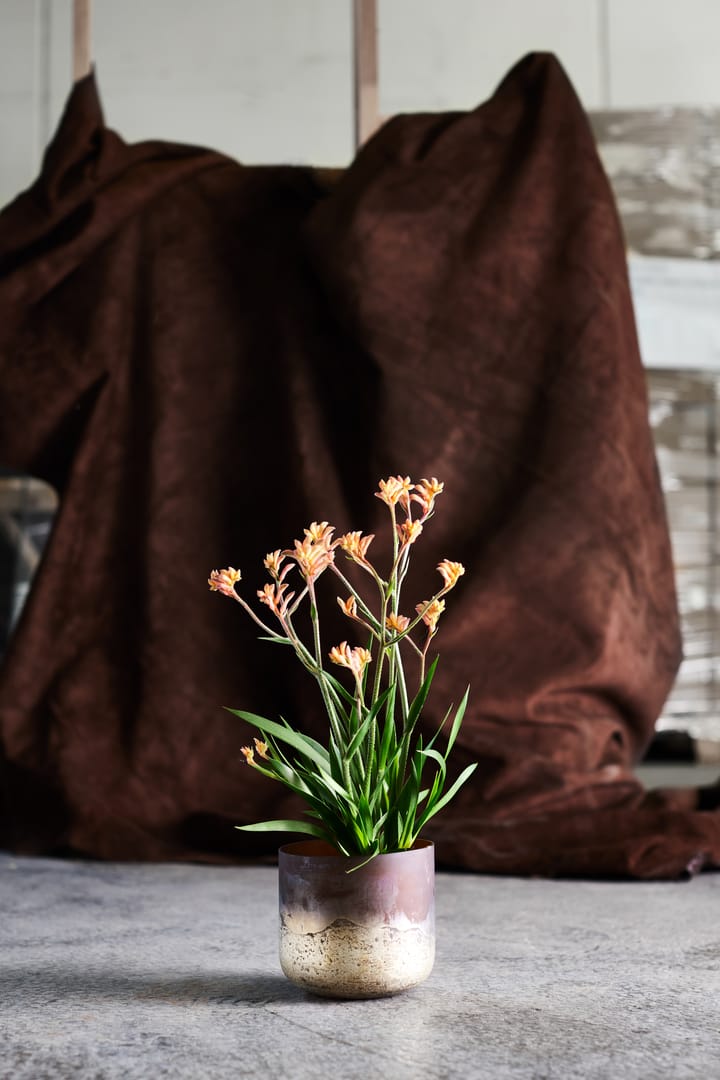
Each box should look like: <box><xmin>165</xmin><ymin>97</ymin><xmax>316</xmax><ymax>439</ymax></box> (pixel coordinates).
<box><xmin>412</xmin><ymin>477</ymin><xmax>444</xmax><ymax>516</ymax></box>
<box><xmin>257</xmin><ymin>582</ymin><xmax>294</xmax><ymax>616</ymax></box>
<box><xmin>208</xmin><ymin>567</ymin><xmax>241</xmax><ymax>598</ymax></box>
<box><xmin>385</xmin><ymin>612</ymin><xmax>410</xmax><ymax>634</ymax></box>
<box><xmin>375</xmin><ymin>476</ymin><xmax>413</xmax><ymax>508</ymax></box>
<box><xmin>329</xmin><ymin>642</ymin><xmax>372</xmax><ymax>678</ymax></box>
<box><xmin>263</xmin><ymin>550</ymin><xmax>286</xmax><ymax>579</ymax></box>
<box><xmin>397</xmin><ymin>520</ymin><xmax>423</xmax><ymax>547</ymax></box>
<box><xmin>287</xmin><ymin>533</ymin><xmax>335</xmax><ymax>583</ymax></box>
<box><xmin>337</xmin><ymin>531</ymin><xmax>375</xmax><ymax>565</ymax></box>
<box><xmin>240</xmin><ymin>745</ymin><xmax>255</xmax><ymax>765</ymax></box>
<box><xmin>337</xmin><ymin>595</ymin><xmax>358</xmax><ymax>618</ymax></box>
<box><xmin>253</xmin><ymin>739</ymin><xmax>269</xmax><ymax>760</ymax></box>
<box><xmin>304</xmin><ymin>521</ymin><xmax>335</xmax><ymax>543</ymax></box>
<box><xmin>437</xmin><ymin>559</ymin><xmax>465</xmax><ymax>591</ymax></box>
<box><xmin>416</xmin><ymin>598</ymin><xmax>445</xmax><ymax>634</ymax></box>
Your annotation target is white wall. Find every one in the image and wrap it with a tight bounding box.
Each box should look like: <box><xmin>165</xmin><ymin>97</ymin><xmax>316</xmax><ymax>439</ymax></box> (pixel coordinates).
<box><xmin>4</xmin><ymin>0</ymin><xmax>720</xmax><ymax>208</ymax></box>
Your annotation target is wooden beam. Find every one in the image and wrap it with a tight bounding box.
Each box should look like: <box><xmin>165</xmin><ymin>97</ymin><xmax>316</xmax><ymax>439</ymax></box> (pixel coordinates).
<box><xmin>73</xmin><ymin>0</ymin><xmax>93</xmax><ymax>82</ymax></box>
<box><xmin>353</xmin><ymin>0</ymin><xmax>379</xmax><ymax>150</ymax></box>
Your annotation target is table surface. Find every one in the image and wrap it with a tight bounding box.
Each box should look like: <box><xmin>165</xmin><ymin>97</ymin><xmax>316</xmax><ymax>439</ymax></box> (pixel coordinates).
<box><xmin>1</xmin><ymin>853</ymin><xmax>719</xmax><ymax>1079</ymax></box>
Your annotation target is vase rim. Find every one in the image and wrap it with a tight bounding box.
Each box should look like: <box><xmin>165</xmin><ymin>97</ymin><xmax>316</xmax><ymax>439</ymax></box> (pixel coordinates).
<box><xmin>278</xmin><ymin>838</ymin><xmax>433</xmax><ymax>860</ymax></box>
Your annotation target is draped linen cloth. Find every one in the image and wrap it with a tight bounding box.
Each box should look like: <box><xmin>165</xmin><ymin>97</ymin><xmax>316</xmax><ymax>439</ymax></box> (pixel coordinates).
<box><xmin>1</xmin><ymin>53</ymin><xmax>718</xmax><ymax>877</ymax></box>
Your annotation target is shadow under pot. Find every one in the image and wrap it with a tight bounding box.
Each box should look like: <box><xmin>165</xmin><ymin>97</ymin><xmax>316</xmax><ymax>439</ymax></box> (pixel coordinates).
<box><xmin>278</xmin><ymin>839</ymin><xmax>435</xmax><ymax>999</ymax></box>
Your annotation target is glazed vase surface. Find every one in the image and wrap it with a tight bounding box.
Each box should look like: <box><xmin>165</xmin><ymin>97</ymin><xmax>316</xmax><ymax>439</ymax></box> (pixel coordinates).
<box><xmin>278</xmin><ymin>839</ymin><xmax>435</xmax><ymax>999</ymax></box>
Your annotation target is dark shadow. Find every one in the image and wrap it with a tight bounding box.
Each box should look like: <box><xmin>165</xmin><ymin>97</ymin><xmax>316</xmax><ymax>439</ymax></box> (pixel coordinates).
<box><xmin>0</xmin><ymin>967</ymin><xmax>306</xmax><ymax>1005</ymax></box>
<box><xmin>0</xmin><ymin>965</ymin><xmax>428</xmax><ymax>1007</ymax></box>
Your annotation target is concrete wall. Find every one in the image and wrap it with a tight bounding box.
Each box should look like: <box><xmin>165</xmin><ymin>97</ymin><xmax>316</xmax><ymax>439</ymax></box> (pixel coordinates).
<box><xmin>3</xmin><ymin>0</ymin><xmax>720</xmax><ymax>207</ymax></box>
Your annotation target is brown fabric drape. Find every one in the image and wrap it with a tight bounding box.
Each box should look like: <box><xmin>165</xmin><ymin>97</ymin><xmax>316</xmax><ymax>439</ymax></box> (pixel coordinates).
<box><xmin>1</xmin><ymin>53</ymin><xmax>718</xmax><ymax>877</ymax></box>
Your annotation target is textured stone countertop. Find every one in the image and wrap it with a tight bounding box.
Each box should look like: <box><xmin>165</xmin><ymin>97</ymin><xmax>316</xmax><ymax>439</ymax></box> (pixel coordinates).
<box><xmin>1</xmin><ymin>853</ymin><xmax>718</xmax><ymax>1079</ymax></box>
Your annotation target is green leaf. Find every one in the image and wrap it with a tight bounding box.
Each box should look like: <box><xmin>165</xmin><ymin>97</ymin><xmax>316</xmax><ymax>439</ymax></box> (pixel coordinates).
<box><xmin>258</xmin><ymin>757</ymin><xmax>309</xmax><ymax>791</ymax></box>
<box><xmin>417</xmin><ymin>762</ymin><xmax>478</xmax><ymax>830</ymax></box>
<box><xmin>328</xmin><ymin>734</ymin><xmax>347</xmax><ymax>788</ymax></box>
<box><xmin>226</xmin><ymin>709</ymin><xmax>329</xmax><ymax>770</ymax></box>
<box><xmin>257</xmin><ymin>762</ymin><xmax>339</xmax><ymax>816</ymax></box>
<box><xmin>344</xmin><ymin>710</ymin><xmax>375</xmax><ymax>761</ymax></box>
<box><xmin>376</xmin><ymin>684</ymin><xmax>398</xmax><ymax>773</ymax></box>
<box><xmin>320</xmin><ymin>669</ymin><xmax>356</xmax><ymax>708</ymax></box>
<box><xmin>345</xmin><ymin>850</ymin><xmax>381</xmax><ymax>873</ymax></box>
<box><xmin>420</xmin><ymin>765</ymin><xmax>444</xmax><ymax>808</ymax></box>
<box><xmin>419</xmin><ymin>746</ymin><xmax>447</xmax><ymax>772</ymax></box>
<box><xmin>422</xmin><ymin>704</ymin><xmax>451</xmax><ymax>754</ymax></box>
<box><xmin>277</xmin><ymin>715</ymin><xmax>332</xmax><ymax>761</ymax></box>
<box><xmin>235</xmin><ymin>819</ymin><xmax>333</xmax><ymax>841</ymax></box>
<box><xmin>404</xmin><ymin>655</ymin><xmax>438</xmax><ymax>732</ymax></box>
<box><xmin>345</xmin><ymin>686</ymin><xmax>393</xmax><ymax>763</ymax></box>
<box><xmin>227</xmin><ymin>710</ymin><xmax>352</xmax><ymax>800</ymax></box>
<box><xmin>395</xmin><ymin>656</ymin><xmax>439</xmax><ymax>782</ymax></box>
<box><xmin>397</xmin><ymin>747</ymin><xmax>425</xmax><ymax>847</ymax></box>
<box><xmin>443</xmin><ymin>687</ymin><xmax>470</xmax><ymax>758</ymax></box>
<box><xmin>369</xmin><ymin>810</ymin><xmax>389</xmax><ymax>842</ymax></box>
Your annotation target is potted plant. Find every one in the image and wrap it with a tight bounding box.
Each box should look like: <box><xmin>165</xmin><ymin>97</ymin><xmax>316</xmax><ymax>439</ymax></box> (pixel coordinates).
<box><xmin>209</xmin><ymin>475</ymin><xmax>476</xmax><ymax>998</ymax></box>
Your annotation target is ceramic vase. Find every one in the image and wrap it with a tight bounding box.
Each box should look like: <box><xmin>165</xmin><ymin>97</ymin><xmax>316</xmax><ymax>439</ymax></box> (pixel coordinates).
<box><xmin>278</xmin><ymin>838</ymin><xmax>435</xmax><ymax>999</ymax></box>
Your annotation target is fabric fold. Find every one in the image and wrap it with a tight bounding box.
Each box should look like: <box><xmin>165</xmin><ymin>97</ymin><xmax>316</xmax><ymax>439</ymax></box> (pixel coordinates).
<box><xmin>0</xmin><ymin>52</ymin><xmax>717</xmax><ymax>877</ymax></box>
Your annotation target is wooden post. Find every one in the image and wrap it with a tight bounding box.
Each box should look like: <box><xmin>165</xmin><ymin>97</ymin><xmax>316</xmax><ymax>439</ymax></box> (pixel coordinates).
<box><xmin>73</xmin><ymin>0</ymin><xmax>93</xmax><ymax>81</ymax></box>
<box><xmin>353</xmin><ymin>0</ymin><xmax>379</xmax><ymax>150</ymax></box>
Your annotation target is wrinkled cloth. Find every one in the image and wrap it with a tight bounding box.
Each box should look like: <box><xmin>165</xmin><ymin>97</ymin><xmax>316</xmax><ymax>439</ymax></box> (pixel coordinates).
<box><xmin>1</xmin><ymin>53</ymin><xmax>717</xmax><ymax>877</ymax></box>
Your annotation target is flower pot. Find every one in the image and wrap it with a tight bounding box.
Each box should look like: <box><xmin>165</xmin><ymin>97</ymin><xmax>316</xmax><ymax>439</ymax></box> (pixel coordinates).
<box><xmin>278</xmin><ymin>838</ymin><xmax>435</xmax><ymax>999</ymax></box>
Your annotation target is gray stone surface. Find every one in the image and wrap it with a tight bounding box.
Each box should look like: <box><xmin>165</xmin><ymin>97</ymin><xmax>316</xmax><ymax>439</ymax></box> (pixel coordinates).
<box><xmin>1</xmin><ymin>853</ymin><xmax>719</xmax><ymax>1079</ymax></box>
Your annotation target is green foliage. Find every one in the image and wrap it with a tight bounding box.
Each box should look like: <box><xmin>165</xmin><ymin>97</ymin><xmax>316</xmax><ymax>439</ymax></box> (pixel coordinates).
<box><xmin>210</xmin><ymin>476</ymin><xmax>477</xmax><ymax>857</ymax></box>
<box><xmin>231</xmin><ymin>667</ymin><xmax>476</xmax><ymax>855</ymax></box>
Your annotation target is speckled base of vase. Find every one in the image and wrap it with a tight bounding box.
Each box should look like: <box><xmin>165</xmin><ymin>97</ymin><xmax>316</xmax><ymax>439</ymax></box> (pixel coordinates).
<box><xmin>278</xmin><ymin>839</ymin><xmax>435</xmax><ymax>999</ymax></box>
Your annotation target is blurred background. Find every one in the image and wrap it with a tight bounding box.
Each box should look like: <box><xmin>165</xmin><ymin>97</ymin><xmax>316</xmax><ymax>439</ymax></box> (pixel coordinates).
<box><xmin>2</xmin><ymin>0</ymin><xmax>720</xmax><ymax>748</ymax></box>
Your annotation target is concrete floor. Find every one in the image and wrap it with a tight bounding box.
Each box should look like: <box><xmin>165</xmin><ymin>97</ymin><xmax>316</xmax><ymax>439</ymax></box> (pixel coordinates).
<box><xmin>1</xmin><ymin>852</ymin><xmax>719</xmax><ymax>1079</ymax></box>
